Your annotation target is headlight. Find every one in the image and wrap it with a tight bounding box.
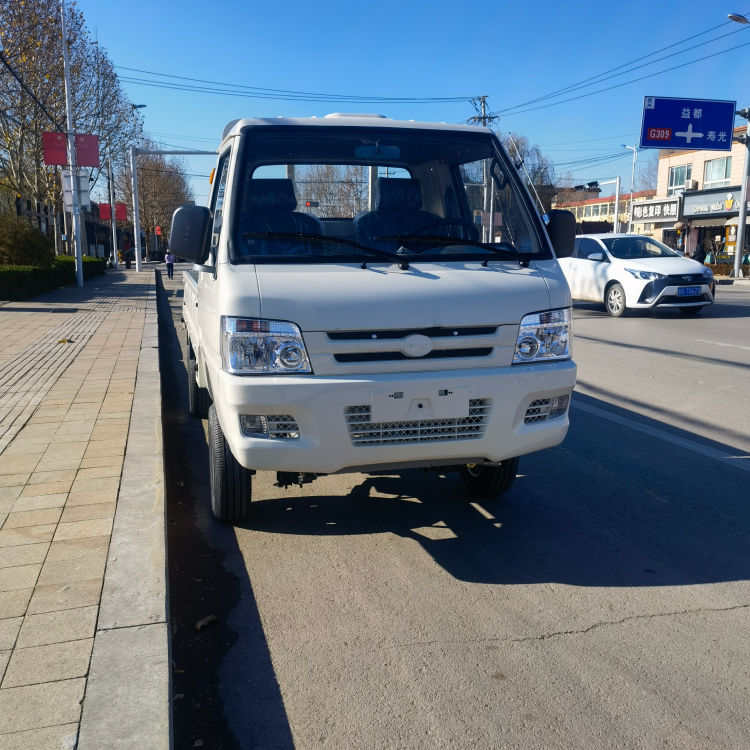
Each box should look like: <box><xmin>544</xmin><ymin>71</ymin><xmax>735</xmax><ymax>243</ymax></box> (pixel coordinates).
<box><xmin>221</xmin><ymin>317</ymin><xmax>311</xmax><ymax>374</ymax></box>
<box><xmin>513</xmin><ymin>308</ymin><xmax>571</xmax><ymax>365</ymax></box>
<box><xmin>624</xmin><ymin>268</ymin><xmax>665</xmax><ymax>280</ymax></box>
<box><xmin>703</xmin><ymin>267</ymin><xmax>714</xmax><ymax>278</ymax></box>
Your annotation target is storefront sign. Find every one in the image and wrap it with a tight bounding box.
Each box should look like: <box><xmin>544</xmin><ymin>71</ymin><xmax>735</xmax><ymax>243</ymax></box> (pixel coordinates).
<box><xmin>683</xmin><ymin>188</ymin><xmax>750</xmax><ymax>218</ymax></box>
<box><xmin>632</xmin><ymin>198</ymin><xmax>679</xmax><ymax>221</ymax></box>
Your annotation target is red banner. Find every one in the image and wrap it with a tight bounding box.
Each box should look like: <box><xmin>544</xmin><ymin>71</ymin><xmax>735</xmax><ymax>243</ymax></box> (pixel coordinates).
<box><xmin>74</xmin><ymin>134</ymin><xmax>100</xmax><ymax>167</ymax></box>
<box><xmin>42</xmin><ymin>132</ymin><xmax>68</xmax><ymax>166</ymax></box>
<box><xmin>99</xmin><ymin>202</ymin><xmax>128</xmax><ymax>221</ymax></box>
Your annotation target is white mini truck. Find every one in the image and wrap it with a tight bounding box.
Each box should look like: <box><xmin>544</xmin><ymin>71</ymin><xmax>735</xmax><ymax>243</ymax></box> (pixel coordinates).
<box><xmin>171</xmin><ymin>114</ymin><xmax>577</xmax><ymax>522</ymax></box>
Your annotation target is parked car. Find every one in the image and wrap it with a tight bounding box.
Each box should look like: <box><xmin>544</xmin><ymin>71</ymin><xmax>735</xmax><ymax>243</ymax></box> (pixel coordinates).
<box><xmin>558</xmin><ymin>233</ymin><xmax>715</xmax><ymax>317</ymax></box>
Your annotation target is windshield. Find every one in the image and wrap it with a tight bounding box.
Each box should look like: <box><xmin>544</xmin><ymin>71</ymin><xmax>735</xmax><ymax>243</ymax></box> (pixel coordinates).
<box><xmin>229</xmin><ymin>127</ymin><xmax>547</xmax><ymax>264</ymax></box>
<box><xmin>601</xmin><ymin>236</ymin><xmax>680</xmax><ymax>260</ymax></box>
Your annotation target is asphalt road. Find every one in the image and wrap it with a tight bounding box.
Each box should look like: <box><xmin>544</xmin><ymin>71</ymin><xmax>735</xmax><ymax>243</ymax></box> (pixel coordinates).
<box><xmin>160</xmin><ymin>270</ymin><xmax>750</xmax><ymax>750</ymax></box>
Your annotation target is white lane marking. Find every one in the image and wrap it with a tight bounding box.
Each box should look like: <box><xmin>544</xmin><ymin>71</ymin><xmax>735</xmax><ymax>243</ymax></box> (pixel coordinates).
<box><xmin>572</xmin><ymin>400</ymin><xmax>750</xmax><ymax>473</ymax></box>
<box><xmin>694</xmin><ymin>339</ymin><xmax>750</xmax><ymax>352</ymax></box>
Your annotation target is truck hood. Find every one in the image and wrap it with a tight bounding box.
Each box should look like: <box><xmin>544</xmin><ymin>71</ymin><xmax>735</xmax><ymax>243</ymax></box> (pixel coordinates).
<box><xmin>252</xmin><ymin>261</ymin><xmax>553</xmax><ymax>331</ymax></box>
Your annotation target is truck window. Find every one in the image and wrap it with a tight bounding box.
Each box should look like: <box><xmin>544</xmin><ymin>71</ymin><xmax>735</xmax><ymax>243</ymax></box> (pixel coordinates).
<box><xmin>209</xmin><ymin>152</ymin><xmax>230</xmax><ymax>260</ymax></box>
<box><xmin>231</xmin><ymin>129</ymin><xmax>546</xmax><ymax>264</ymax></box>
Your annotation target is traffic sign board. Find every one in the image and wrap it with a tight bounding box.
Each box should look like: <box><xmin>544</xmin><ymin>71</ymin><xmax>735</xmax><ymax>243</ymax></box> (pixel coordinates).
<box><xmin>640</xmin><ymin>96</ymin><xmax>736</xmax><ymax>151</ymax></box>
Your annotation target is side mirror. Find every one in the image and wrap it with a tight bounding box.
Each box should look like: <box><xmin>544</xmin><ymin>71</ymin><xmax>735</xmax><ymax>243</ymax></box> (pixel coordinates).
<box><xmin>169</xmin><ymin>205</ymin><xmax>211</xmax><ymax>264</ymax></box>
<box><xmin>546</xmin><ymin>209</ymin><xmax>576</xmax><ymax>258</ymax></box>
<box><xmin>588</xmin><ymin>252</ymin><xmax>605</xmax><ymax>262</ymax></box>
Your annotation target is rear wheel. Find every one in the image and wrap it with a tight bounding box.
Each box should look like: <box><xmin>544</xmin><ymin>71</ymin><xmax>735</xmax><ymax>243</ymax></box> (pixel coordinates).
<box><xmin>208</xmin><ymin>404</ymin><xmax>252</xmax><ymax>522</ymax></box>
<box><xmin>459</xmin><ymin>457</ymin><xmax>519</xmax><ymax>498</ymax></box>
<box><xmin>605</xmin><ymin>283</ymin><xmax>626</xmax><ymax>317</ymax></box>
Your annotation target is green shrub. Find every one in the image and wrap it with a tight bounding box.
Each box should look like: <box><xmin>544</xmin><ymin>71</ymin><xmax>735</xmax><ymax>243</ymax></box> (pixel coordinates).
<box><xmin>0</xmin><ymin>256</ymin><xmax>106</xmax><ymax>300</ymax></box>
<box><xmin>0</xmin><ymin>213</ymin><xmax>54</xmax><ymax>266</ymax></box>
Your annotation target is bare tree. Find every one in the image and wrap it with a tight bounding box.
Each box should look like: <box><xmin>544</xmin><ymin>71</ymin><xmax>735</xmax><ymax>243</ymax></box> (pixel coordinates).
<box><xmin>636</xmin><ymin>151</ymin><xmax>659</xmax><ymax>191</ymax></box>
<box><xmin>295</xmin><ymin>164</ymin><xmax>368</xmax><ymax>217</ymax></box>
<box><xmin>117</xmin><ymin>141</ymin><xmax>193</xmax><ymax>252</ymax></box>
<box><xmin>499</xmin><ymin>132</ymin><xmax>557</xmax><ymax>213</ymax></box>
<box><xmin>0</xmin><ymin>0</ymin><xmax>142</xmax><ymax>211</ymax></box>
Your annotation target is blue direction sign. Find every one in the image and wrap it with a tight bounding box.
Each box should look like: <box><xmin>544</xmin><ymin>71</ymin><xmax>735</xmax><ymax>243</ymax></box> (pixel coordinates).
<box><xmin>640</xmin><ymin>96</ymin><xmax>736</xmax><ymax>151</ymax></box>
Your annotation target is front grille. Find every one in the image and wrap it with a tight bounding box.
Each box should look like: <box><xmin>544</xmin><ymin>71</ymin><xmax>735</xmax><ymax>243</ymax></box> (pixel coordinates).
<box><xmin>267</xmin><ymin>415</ymin><xmax>300</xmax><ymax>439</ymax></box>
<box><xmin>665</xmin><ymin>273</ymin><xmax>705</xmax><ymax>284</ymax></box>
<box><xmin>345</xmin><ymin>398</ymin><xmax>491</xmax><ymax>446</ymax></box>
<box><xmin>328</xmin><ymin>326</ymin><xmax>498</xmax><ymax>341</ymax></box>
<box><xmin>334</xmin><ymin>348</ymin><xmax>493</xmax><ymax>363</ymax></box>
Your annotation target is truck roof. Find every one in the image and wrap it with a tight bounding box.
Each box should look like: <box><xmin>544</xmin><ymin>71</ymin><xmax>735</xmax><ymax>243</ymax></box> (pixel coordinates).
<box><xmin>221</xmin><ymin>113</ymin><xmax>491</xmax><ymax>143</ymax></box>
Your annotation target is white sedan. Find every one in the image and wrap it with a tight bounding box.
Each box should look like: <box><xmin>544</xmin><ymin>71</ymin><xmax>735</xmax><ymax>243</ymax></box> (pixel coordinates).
<box><xmin>558</xmin><ymin>233</ymin><xmax>715</xmax><ymax>317</ymax></box>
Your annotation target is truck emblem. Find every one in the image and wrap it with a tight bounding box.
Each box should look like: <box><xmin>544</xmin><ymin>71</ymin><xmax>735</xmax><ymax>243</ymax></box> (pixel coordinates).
<box><xmin>401</xmin><ymin>334</ymin><xmax>433</xmax><ymax>358</ymax></box>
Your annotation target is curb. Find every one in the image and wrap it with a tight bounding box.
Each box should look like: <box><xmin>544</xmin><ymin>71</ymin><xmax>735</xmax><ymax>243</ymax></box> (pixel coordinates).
<box><xmin>77</xmin><ymin>271</ymin><xmax>170</xmax><ymax>749</ymax></box>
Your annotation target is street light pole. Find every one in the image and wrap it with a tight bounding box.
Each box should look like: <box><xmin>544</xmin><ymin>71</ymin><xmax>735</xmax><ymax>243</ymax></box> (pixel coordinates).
<box><xmin>732</xmin><ymin>108</ymin><xmax>749</xmax><ymax>278</ymax></box>
<box><xmin>129</xmin><ymin>145</ymin><xmax>143</xmax><ymax>273</ymax></box>
<box><xmin>622</xmin><ymin>145</ymin><xmax>638</xmax><ymax>233</ymax></box>
<box><xmin>60</xmin><ymin>0</ymin><xmax>83</xmax><ymax>287</ymax></box>
<box><xmin>729</xmin><ymin>15</ymin><xmax>749</xmax><ymax>277</ymax></box>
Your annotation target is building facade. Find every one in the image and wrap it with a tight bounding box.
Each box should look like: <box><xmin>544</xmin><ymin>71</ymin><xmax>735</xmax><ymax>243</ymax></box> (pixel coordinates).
<box><xmin>655</xmin><ymin>126</ymin><xmax>749</xmax><ymax>260</ymax></box>
<box><xmin>552</xmin><ymin>190</ymin><xmax>656</xmax><ymax>234</ymax></box>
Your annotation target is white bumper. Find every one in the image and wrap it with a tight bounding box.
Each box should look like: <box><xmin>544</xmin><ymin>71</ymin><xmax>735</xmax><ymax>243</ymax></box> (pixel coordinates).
<box><xmin>211</xmin><ymin>362</ymin><xmax>576</xmax><ymax>474</ymax></box>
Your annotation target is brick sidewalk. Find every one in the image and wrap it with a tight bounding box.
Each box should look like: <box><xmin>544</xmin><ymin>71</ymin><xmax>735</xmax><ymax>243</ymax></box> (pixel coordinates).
<box><xmin>0</xmin><ymin>267</ymin><xmax>167</xmax><ymax>750</ymax></box>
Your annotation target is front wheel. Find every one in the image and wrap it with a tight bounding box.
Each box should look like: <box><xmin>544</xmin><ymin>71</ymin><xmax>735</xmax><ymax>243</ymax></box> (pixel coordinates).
<box><xmin>208</xmin><ymin>404</ymin><xmax>252</xmax><ymax>523</ymax></box>
<box><xmin>459</xmin><ymin>457</ymin><xmax>519</xmax><ymax>498</ymax></box>
<box><xmin>605</xmin><ymin>283</ymin><xmax>627</xmax><ymax>317</ymax></box>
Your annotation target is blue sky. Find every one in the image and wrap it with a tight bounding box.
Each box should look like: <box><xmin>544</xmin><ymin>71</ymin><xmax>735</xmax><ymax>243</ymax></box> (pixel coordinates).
<box><xmin>79</xmin><ymin>0</ymin><xmax>750</xmax><ymax>203</ymax></box>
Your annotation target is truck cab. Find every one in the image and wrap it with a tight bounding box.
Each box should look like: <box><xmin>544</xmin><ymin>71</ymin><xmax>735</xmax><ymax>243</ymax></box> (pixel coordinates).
<box><xmin>172</xmin><ymin>114</ymin><xmax>576</xmax><ymax>522</ymax></box>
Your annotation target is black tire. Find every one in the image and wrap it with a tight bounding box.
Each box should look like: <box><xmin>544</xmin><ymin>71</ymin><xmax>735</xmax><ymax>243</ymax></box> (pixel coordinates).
<box><xmin>208</xmin><ymin>404</ymin><xmax>252</xmax><ymax>523</ymax></box>
<box><xmin>605</xmin><ymin>283</ymin><xmax>627</xmax><ymax>317</ymax></box>
<box><xmin>679</xmin><ymin>306</ymin><xmax>704</xmax><ymax>315</ymax></box>
<box><xmin>459</xmin><ymin>457</ymin><xmax>519</xmax><ymax>498</ymax></box>
<box><xmin>187</xmin><ymin>343</ymin><xmax>210</xmax><ymax>419</ymax></box>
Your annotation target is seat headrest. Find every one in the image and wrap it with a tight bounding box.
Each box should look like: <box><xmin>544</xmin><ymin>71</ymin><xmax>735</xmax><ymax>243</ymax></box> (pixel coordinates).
<box><xmin>245</xmin><ymin>179</ymin><xmax>298</xmax><ymax>211</ymax></box>
<box><xmin>377</xmin><ymin>178</ymin><xmax>422</xmax><ymax>210</ymax></box>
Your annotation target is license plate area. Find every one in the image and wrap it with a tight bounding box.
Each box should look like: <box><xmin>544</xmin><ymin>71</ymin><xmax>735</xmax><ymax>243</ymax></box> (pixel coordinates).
<box><xmin>370</xmin><ymin>387</ymin><xmax>469</xmax><ymax>422</ymax></box>
<box><xmin>678</xmin><ymin>286</ymin><xmax>701</xmax><ymax>296</ymax></box>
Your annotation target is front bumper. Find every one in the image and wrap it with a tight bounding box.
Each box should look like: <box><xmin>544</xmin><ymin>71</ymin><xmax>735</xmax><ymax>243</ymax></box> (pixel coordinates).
<box><xmin>211</xmin><ymin>362</ymin><xmax>577</xmax><ymax>474</ymax></box>
<box><xmin>635</xmin><ymin>280</ymin><xmax>713</xmax><ymax>308</ymax></box>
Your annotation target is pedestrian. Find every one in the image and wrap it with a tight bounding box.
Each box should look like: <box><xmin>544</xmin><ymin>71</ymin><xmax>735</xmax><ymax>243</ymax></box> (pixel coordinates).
<box><xmin>692</xmin><ymin>244</ymin><xmax>706</xmax><ymax>264</ymax></box>
<box><xmin>165</xmin><ymin>248</ymin><xmax>175</xmax><ymax>279</ymax></box>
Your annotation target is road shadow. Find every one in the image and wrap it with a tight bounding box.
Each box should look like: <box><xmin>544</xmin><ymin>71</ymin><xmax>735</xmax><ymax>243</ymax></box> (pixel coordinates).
<box><xmin>573</xmin><ymin>293</ymin><xmax>749</xmax><ymax>319</ymax></box>
<box><xmin>239</xmin><ymin>392</ymin><xmax>749</xmax><ymax>589</ymax></box>
<box><xmin>157</xmin><ymin>270</ymin><xmax>293</xmax><ymax>750</ymax></box>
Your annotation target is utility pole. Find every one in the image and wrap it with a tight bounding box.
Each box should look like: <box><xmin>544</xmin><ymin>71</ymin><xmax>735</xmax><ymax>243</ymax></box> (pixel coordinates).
<box><xmin>60</xmin><ymin>0</ymin><xmax>83</xmax><ymax>287</ymax></box>
<box><xmin>469</xmin><ymin>97</ymin><xmax>499</xmax><ymax>242</ymax></box>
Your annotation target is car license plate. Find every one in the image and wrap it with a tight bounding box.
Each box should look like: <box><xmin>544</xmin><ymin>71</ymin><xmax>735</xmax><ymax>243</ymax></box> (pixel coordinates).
<box><xmin>678</xmin><ymin>286</ymin><xmax>700</xmax><ymax>296</ymax></box>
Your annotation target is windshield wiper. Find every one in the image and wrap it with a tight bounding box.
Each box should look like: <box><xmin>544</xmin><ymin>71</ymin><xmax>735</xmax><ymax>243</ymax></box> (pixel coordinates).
<box><xmin>241</xmin><ymin>231</ymin><xmax>399</xmax><ymax>268</ymax></box>
<box><xmin>374</xmin><ymin>234</ymin><xmax>520</xmax><ymax>262</ymax></box>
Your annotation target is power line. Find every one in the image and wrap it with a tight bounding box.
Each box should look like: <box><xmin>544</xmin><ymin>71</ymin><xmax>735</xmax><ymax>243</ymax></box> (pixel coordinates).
<box><xmin>499</xmin><ymin>37</ymin><xmax>750</xmax><ymax>118</ymax></box>
<box><xmin>499</xmin><ymin>16</ymin><xmax>749</xmax><ymax>115</ymax></box>
<box><xmin>116</xmin><ymin>66</ymin><xmax>471</xmax><ymax>104</ymax></box>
